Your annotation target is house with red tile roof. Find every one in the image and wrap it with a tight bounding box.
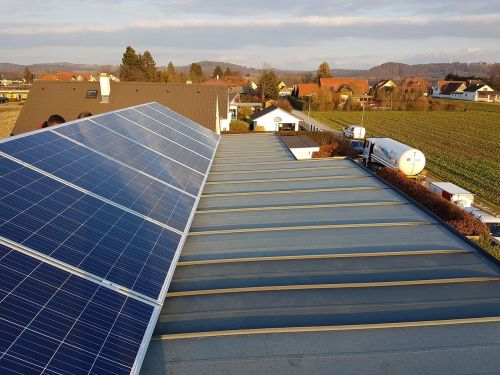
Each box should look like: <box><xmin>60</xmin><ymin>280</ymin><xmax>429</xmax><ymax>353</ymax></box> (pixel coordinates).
<box><xmin>293</xmin><ymin>83</ymin><xmax>320</xmax><ymax>97</ymax></box>
<box><xmin>320</xmin><ymin>78</ymin><xmax>369</xmax><ymax>95</ymax></box>
<box><xmin>401</xmin><ymin>76</ymin><xmax>432</xmax><ymax>95</ymax></box>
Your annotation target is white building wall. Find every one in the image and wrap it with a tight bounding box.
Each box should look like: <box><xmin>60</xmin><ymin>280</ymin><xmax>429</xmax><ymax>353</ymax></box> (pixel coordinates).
<box><xmin>289</xmin><ymin>147</ymin><xmax>320</xmax><ymax>160</ymax></box>
<box><xmin>253</xmin><ymin>108</ymin><xmax>300</xmax><ymax>132</ymax></box>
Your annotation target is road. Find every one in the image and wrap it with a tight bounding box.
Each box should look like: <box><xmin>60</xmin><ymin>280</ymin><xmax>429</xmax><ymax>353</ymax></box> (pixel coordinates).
<box><xmin>291</xmin><ymin>110</ymin><xmax>341</xmax><ymax>135</ymax></box>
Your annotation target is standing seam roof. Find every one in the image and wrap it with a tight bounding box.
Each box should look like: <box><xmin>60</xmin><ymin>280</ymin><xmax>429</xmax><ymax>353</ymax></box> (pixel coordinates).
<box><xmin>141</xmin><ymin>133</ymin><xmax>500</xmax><ymax>375</ymax></box>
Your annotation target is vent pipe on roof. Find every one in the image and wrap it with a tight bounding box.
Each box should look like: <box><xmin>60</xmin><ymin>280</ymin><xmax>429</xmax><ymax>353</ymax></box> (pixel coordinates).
<box><xmin>100</xmin><ymin>73</ymin><xmax>111</xmax><ymax>103</ymax></box>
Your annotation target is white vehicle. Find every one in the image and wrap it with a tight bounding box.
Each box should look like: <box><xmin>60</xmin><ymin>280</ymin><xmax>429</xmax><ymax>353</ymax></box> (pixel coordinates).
<box><xmin>343</xmin><ymin>125</ymin><xmax>366</xmax><ymax>139</ymax></box>
<box><xmin>429</xmin><ymin>182</ymin><xmax>474</xmax><ymax>208</ymax></box>
<box><xmin>362</xmin><ymin>138</ymin><xmax>426</xmax><ymax>176</ymax></box>
<box><xmin>464</xmin><ymin>207</ymin><xmax>500</xmax><ymax>243</ymax></box>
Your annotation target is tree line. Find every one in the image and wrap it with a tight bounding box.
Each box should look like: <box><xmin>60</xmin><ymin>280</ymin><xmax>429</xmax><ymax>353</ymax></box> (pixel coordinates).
<box><xmin>119</xmin><ymin>46</ymin><xmax>243</xmax><ymax>84</ymax></box>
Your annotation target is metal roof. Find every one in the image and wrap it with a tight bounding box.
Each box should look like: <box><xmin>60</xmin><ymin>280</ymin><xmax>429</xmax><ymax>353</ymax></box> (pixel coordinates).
<box><xmin>12</xmin><ymin>82</ymin><xmax>228</xmax><ymax>135</ymax></box>
<box><xmin>430</xmin><ymin>181</ymin><xmax>474</xmax><ymax>195</ymax></box>
<box><xmin>141</xmin><ymin>133</ymin><xmax>500</xmax><ymax>375</ymax></box>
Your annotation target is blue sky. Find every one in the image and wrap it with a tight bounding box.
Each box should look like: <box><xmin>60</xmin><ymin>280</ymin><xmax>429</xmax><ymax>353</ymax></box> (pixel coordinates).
<box><xmin>1</xmin><ymin>0</ymin><xmax>499</xmax><ymax>69</ymax></box>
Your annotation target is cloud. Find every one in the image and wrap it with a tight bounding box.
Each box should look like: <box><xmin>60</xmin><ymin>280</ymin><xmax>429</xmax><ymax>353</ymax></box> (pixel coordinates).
<box><xmin>2</xmin><ymin>14</ymin><xmax>499</xmax><ymax>36</ymax></box>
<box><xmin>1</xmin><ymin>0</ymin><xmax>499</xmax><ymax>68</ymax></box>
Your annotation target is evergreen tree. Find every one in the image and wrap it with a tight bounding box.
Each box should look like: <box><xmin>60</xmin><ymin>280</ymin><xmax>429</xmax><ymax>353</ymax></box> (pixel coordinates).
<box><xmin>258</xmin><ymin>69</ymin><xmax>279</xmax><ymax>101</ymax></box>
<box><xmin>189</xmin><ymin>63</ymin><xmax>204</xmax><ymax>83</ymax></box>
<box><xmin>212</xmin><ymin>65</ymin><xmax>224</xmax><ymax>79</ymax></box>
<box><xmin>141</xmin><ymin>50</ymin><xmax>158</xmax><ymax>82</ymax></box>
<box><xmin>223</xmin><ymin>67</ymin><xmax>232</xmax><ymax>78</ymax></box>
<box><xmin>23</xmin><ymin>67</ymin><xmax>32</xmax><ymax>83</ymax></box>
<box><xmin>119</xmin><ymin>46</ymin><xmax>144</xmax><ymax>81</ymax></box>
<box><xmin>164</xmin><ymin>62</ymin><xmax>176</xmax><ymax>83</ymax></box>
<box><xmin>316</xmin><ymin>61</ymin><xmax>332</xmax><ymax>82</ymax></box>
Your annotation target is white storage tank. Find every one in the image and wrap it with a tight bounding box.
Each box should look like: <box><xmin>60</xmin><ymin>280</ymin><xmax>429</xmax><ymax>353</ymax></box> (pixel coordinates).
<box><xmin>429</xmin><ymin>182</ymin><xmax>474</xmax><ymax>208</ymax></box>
<box><xmin>363</xmin><ymin>138</ymin><xmax>426</xmax><ymax>176</ymax></box>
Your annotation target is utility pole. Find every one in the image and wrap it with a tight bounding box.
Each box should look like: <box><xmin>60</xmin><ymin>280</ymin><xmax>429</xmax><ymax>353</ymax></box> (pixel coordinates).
<box><xmin>361</xmin><ymin>102</ymin><xmax>365</xmax><ymax>126</ymax></box>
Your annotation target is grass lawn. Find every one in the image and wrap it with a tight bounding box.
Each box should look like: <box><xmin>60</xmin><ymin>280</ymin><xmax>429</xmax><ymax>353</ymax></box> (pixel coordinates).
<box><xmin>310</xmin><ymin>105</ymin><xmax>500</xmax><ymax>210</ymax></box>
<box><xmin>0</xmin><ymin>107</ymin><xmax>22</xmax><ymax>139</ymax></box>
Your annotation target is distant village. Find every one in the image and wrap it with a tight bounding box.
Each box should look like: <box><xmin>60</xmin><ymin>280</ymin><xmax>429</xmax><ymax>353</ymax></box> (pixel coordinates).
<box><xmin>1</xmin><ymin>61</ymin><xmax>499</xmax><ymax>107</ymax></box>
<box><xmin>2</xmin><ymin>47</ymin><xmax>500</xmax><ymax>135</ymax></box>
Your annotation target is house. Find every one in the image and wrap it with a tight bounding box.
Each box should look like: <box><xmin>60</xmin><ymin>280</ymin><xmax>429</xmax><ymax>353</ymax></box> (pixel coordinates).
<box><xmin>220</xmin><ymin>92</ymin><xmax>240</xmax><ymax>132</ymax></box>
<box><xmin>294</xmin><ymin>83</ymin><xmax>320</xmax><ymax>98</ymax></box>
<box><xmin>476</xmin><ymin>90</ymin><xmax>500</xmax><ymax>102</ymax></box>
<box><xmin>293</xmin><ymin>77</ymin><xmax>370</xmax><ymax>102</ymax></box>
<box><xmin>278</xmin><ymin>87</ymin><xmax>292</xmax><ymax>97</ymax></box>
<box><xmin>401</xmin><ymin>77</ymin><xmax>432</xmax><ymax>96</ymax></box>
<box><xmin>280</xmin><ymin>134</ymin><xmax>319</xmax><ymax>159</ymax></box>
<box><xmin>432</xmin><ymin>80</ymin><xmax>465</xmax><ymax>97</ymax></box>
<box><xmin>12</xmin><ymin>80</ymin><xmax>229</xmax><ymax>135</ymax></box>
<box><xmin>249</xmin><ymin>105</ymin><xmax>300</xmax><ymax>131</ymax></box>
<box><xmin>373</xmin><ymin>79</ymin><xmax>396</xmax><ymax>91</ymax></box>
<box><xmin>431</xmin><ymin>80</ymin><xmax>496</xmax><ymax>101</ymax></box>
<box><xmin>38</xmin><ymin>72</ymin><xmax>99</xmax><ymax>82</ymax></box>
<box><xmin>320</xmin><ymin>78</ymin><xmax>369</xmax><ymax>95</ymax></box>
<box><xmin>244</xmin><ymin>80</ymin><xmax>258</xmax><ymax>94</ymax></box>
<box><xmin>0</xmin><ymin>85</ymin><xmax>31</xmax><ymax>101</ymax></box>
<box><xmin>461</xmin><ymin>84</ymin><xmax>495</xmax><ymax>101</ymax></box>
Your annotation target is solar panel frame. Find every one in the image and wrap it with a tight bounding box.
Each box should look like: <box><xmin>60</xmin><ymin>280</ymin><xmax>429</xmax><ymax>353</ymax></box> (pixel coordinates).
<box><xmin>0</xmin><ymin>102</ymin><xmax>221</xmax><ymax>374</ymax></box>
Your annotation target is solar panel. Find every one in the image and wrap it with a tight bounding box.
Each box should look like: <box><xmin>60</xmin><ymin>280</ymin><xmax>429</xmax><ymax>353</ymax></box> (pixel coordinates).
<box><xmin>52</xmin><ymin>120</ymin><xmax>205</xmax><ymax>195</ymax></box>
<box><xmin>0</xmin><ymin>243</ymin><xmax>155</xmax><ymax>375</ymax></box>
<box><xmin>0</xmin><ymin>131</ymin><xmax>197</xmax><ymax>226</ymax></box>
<box><xmin>146</xmin><ymin>102</ymin><xmax>220</xmax><ymax>143</ymax></box>
<box><xmin>85</xmin><ymin>113</ymin><xmax>211</xmax><ymax>174</ymax></box>
<box><xmin>0</xmin><ymin>102</ymin><xmax>219</xmax><ymax>374</ymax></box>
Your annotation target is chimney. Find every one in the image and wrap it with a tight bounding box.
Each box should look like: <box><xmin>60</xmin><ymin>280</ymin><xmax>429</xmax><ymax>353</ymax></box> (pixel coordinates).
<box><xmin>100</xmin><ymin>73</ymin><xmax>111</xmax><ymax>103</ymax></box>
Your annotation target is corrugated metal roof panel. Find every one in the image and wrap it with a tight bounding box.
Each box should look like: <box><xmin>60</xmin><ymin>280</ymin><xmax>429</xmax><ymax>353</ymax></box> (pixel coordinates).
<box><xmin>142</xmin><ymin>133</ymin><xmax>500</xmax><ymax>375</ymax></box>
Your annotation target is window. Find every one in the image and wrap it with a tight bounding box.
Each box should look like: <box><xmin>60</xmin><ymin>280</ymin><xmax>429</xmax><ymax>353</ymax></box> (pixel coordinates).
<box><xmin>86</xmin><ymin>89</ymin><xmax>98</xmax><ymax>98</ymax></box>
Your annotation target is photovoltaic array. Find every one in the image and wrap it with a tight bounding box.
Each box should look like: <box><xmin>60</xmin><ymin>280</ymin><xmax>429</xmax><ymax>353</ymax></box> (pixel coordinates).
<box><xmin>0</xmin><ymin>103</ymin><xmax>219</xmax><ymax>374</ymax></box>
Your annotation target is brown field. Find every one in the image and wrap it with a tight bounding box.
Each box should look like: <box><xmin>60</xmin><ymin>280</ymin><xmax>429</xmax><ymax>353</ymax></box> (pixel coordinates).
<box><xmin>0</xmin><ymin>107</ymin><xmax>21</xmax><ymax>138</ymax></box>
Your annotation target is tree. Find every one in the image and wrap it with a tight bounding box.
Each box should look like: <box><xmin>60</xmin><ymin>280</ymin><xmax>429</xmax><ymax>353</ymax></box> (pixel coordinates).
<box><xmin>189</xmin><ymin>63</ymin><xmax>204</xmax><ymax>83</ymax></box>
<box><xmin>141</xmin><ymin>50</ymin><xmax>158</xmax><ymax>82</ymax></box>
<box><xmin>212</xmin><ymin>65</ymin><xmax>224</xmax><ymax>78</ymax></box>
<box><xmin>276</xmin><ymin>99</ymin><xmax>292</xmax><ymax>113</ymax></box>
<box><xmin>23</xmin><ymin>67</ymin><xmax>32</xmax><ymax>83</ymax></box>
<box><xmin>311</xmin><ymin>87</ymin><xmax>333</xmax><ymax>111</ymax></box>
<box><xmin>258</xmin><ymin>63</ymin><xmax>279</xmax><ymax>102</ymax></box>
<box><xmin>489</xmin><ymin>63</ymin><xmax>500</xmax><ymax>90</ymax></box>
<box><xmin>119</xmin><ymin>46</ymin><xmax>144</xmax><ymax>81</ymax></box>
<box><xmin>163</xmin><ymin>62</ymin><xmax>176</xmax><ymax>83</ymax></box>
<box><xmin>316</xmin><ymin>61</ymin><xmax>332</xmax><ymax>82</ymax></box>
<box><xmin>237</xmin><ymin>106</ymin><xmax>253</xmax><ymax>121</ymax></box>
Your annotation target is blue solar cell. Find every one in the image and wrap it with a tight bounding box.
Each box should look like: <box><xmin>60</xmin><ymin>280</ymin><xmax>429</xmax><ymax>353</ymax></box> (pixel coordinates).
<box><xmin>121</xmin><ymin>106</ymin><xmax>215</xmax><ymax>159</ymax></box>
<box><xmin>0</xmin><ymin>132</ymin><xmax>197</xmax><ymax>226</ymax></box>
<box><xmin>146</xmin><ymin>102</ymin><xmax>220</xmax><ymax>143</ymax></box>
<box><xmin>0</xmin><ymin>102</ymin><xmax>219</xmax><ymax>374</ymax></box>
<box><xmin>53</xmin><ymin>121</ymin><xmax>206</xmax><ymax>195</ymax></box>
<box><xmin>0</xmin><ymin>157</ymin><xmax>181</xmax><ymax>299</ymax></box>
<box><xmin>90</xmin><ymin>113</ymin><xmax>212</xmax><ymax>173</ymax></box>
<box><xmin>119</xmin><ymin>107</ymin><xmax>216</xmax><ymax>158</ymax></box>
<box><xmin>0</xmin><ymin>243</ymin><xmax>155</xmax><ymax>375</ymax></box>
